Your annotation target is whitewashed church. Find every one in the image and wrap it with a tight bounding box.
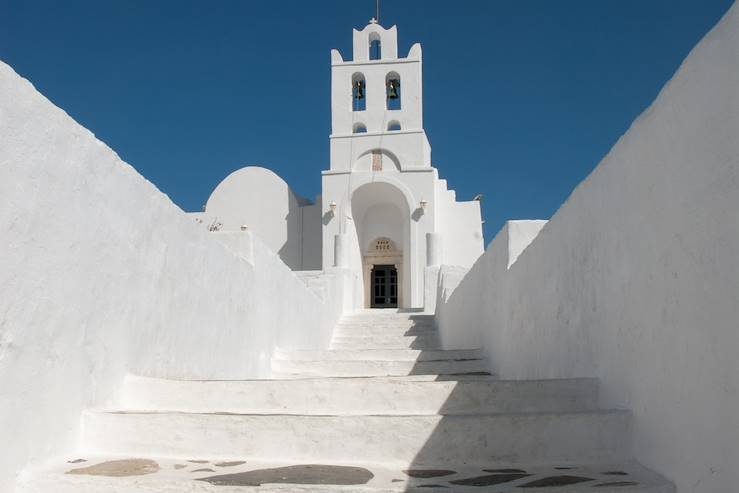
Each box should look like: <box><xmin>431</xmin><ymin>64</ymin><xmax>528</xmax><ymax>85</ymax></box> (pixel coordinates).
<box><xmin>1</xmin><ymin>4</ymin><xmax>736</xmax><ymax>492</ymax></box>
<box><xmin>193</xmin><ymin>20</ymin><xmax>484</xmax><ymax>309</ymax></box>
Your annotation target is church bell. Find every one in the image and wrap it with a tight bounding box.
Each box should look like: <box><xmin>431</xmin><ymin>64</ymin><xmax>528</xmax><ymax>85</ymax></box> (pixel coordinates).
<box><xmin>353</xmin><ymin>80</ymin><xmax>365</xmax><ymax>99</ymax></box>
<box><xmin>387</xmin><ymin>79</ymin><xmax>400</xmax><ymax>99</ymax></box>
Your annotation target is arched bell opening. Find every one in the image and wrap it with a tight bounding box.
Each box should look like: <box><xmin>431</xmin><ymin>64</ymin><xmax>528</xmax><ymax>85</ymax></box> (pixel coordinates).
<box><xmin>352</xmin><ymin>72</ymin><xmax>366</xmax><ymax>112</ymax></box>
<box><xmin>369</xmin><ymin>32</ymin><xmax>382</xmax><ymax>60</ymax></box>
<box><xmin>385</xmin><ymin>71</ymin><xmax>401</xmax><ymax>110</ymax></box>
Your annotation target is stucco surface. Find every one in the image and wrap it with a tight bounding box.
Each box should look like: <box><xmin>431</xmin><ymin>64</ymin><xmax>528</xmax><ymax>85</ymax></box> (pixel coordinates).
<box><xmin>0</xmin><ymin>61</ymin><xmax>349</xmax><ymax>491</ymax></box>
<box><xmin>436</xmin><ymin>5</ymin><xmax>738</xmax><ymax>492</ymax></box>
<box><xmin>201</xmin><ymin>166</ymin><xmax>322</xmax><ymax>270</ymax></box>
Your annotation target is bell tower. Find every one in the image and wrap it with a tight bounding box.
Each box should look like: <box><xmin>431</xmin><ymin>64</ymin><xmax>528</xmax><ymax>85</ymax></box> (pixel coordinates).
<box><xmin>328</xmin><ymin>20</ymin><xmax>429</xmax><ymax>171</ymax></box>
<box><xmin>321</xmin><ymin>19</ymin><xmax>484</xmax><ymax>309</ymax></box>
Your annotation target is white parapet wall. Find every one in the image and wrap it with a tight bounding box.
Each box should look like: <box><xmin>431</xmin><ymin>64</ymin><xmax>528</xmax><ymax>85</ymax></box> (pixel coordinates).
<box><xmin>0</xmin><ymin>61</ymin><xmax>354</xmax><ymax>491</ymax></box>
<box><xmin>436</xmin><ymin>4</ymin><xmax>738</xmax><ymax>493</ymax></box>
<box><xmin>433</xmin><ymin>220</ymin><xmax>547</xmax><ymax>348</ymax></box>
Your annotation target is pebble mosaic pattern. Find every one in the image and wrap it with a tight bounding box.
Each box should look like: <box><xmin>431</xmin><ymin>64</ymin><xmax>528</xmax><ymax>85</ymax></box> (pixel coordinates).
<box><xmin>400</xmin><ymin>466</ymin><xmax>644</xmax><ymax>490</ymax></box>
<box><xmin>66</xmin><ymin>459</ymin><xmax>159</xmax><ymax>477</ymax></box>
<box><xmin>197</xmin><ymin>464</ymin><xmax>374</xmax><ymax>487</ymax></box>
<box><xmin>450</xmin><ymin>473</ymin><xmax>532</xmax><ymax>486</ymax></box>
<box><xmin>214</xmin><ymin>460</ymin><xmax>246</xmax><ymax>467</ymax></box>
<box><xmin>63</xmin><ymin>458</ymin><xmax>652</xmax><ymax>491</ymax></box>
<box><xmin>519</xmin><ymin>475</ymin><xmax>595</xmax><ymax>488</ymax></box>
<box><xmin>403</xmin><ymin>469</ymin><xmax>456</xmax><ymax>478</ymax></box>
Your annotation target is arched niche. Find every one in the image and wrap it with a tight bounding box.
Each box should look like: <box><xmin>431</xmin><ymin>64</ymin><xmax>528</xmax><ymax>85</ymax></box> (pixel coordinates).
<box><xmin>353</xmin><ymin>148</ymin><xmax>401</xmax><ymax>172</ymax></box>
<box><xmin>351</xmin><ymin>181</ymin><xmax>411</xmax><ymax>308</ymax></box>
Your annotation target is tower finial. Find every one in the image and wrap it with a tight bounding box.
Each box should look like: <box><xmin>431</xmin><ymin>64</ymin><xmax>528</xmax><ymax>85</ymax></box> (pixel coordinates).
<box><xmin>369</xmin><ymin>0</ymin><xmax>380</xmax><ymax>24</ymax></box>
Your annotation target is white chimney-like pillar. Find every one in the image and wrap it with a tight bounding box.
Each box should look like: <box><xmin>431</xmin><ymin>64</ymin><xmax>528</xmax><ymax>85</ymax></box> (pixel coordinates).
<box><xmin>426</xmin><ymin>232</ymin><xmax>442</xmax><ymax>266</ymax></box>
<box><xmin>334</xmin><ymin>233</ymin><xmax>349</xmax><ymax>268</ymax></box>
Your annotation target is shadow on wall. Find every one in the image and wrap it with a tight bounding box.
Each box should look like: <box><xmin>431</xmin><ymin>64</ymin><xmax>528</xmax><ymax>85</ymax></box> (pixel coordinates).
<box><xmin>387</xmin><ymin>316</ymin><xmax>647</xmax><ymax>491</ymax></box>
<box><xmin>278</xmin><ymin>203</ymin><xmax>300</xmax><ymax>268</ymax></box>
<box><xmin>424</xmin><ymin>4</ymin><xmax>739</xmax><ymax>491</ymax></box>
<box><xmin>322</xmin><ymin>211</ymin><xmax>333</xmax><ymax>226</ymax></box>
<box><xmin>271</xmin><ymin>184</ymin><xmax>324</xmax><ymax>270</ymax></box>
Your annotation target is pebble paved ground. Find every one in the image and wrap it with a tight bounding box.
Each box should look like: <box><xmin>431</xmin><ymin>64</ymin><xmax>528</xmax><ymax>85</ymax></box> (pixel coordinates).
<box><xmin>17</xmin><ymin>454</ymin><xmax>670</xmax><ymax>492</ymax></box>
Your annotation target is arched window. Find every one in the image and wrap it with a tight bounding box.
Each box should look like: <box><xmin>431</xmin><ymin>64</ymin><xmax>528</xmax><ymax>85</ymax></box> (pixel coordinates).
<box><xmin>352</xmin><ymin>73</ymin><xmax>366</xmax><ymax>112</ymax></box>
<box><xmin>353</xmin><ymin>122</ymin><xmax>367</xmax><ymax>134</ymax></box>
<box><xmin>387</xmin><ymin>120</ymin><xmax>401</xmax><ymax>131</ymax></box>
<box><xmin>369</xmin><ymin>38</ymin><xmax>381</xmax><ymax>60</ymax></box>
<box><xmin>386</xmin><ymin>72</ymin><xmax>401</xmax><ymax>110</ymax></box>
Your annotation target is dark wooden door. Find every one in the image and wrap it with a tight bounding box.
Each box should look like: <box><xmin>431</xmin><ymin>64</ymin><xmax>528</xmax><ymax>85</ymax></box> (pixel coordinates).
<box><xmin>371</xmin><ymin>265</ymin><xmax>398</xmax><ymax>308</ymax></box>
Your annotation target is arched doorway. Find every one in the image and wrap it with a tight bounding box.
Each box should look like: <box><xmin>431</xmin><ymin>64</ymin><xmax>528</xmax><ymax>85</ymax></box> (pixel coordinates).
<box><xmin>350</xmin><ymin>181</ymin><xmax>411</xmax><ymax>309</ymax></box>
<box><xmin>365</xmin><ymin>238</ymin><xmax>402</xmax><ymax>308</ymax></box>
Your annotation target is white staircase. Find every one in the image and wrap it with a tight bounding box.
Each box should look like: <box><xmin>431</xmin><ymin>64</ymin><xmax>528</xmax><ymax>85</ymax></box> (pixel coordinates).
<box><xmin>19</xmin><ymin>310</ymin><xmax>673</xmax><ymax>492</ymax></box>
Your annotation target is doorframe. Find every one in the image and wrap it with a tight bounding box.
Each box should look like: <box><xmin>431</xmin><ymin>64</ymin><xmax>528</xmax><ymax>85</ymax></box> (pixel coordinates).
<box><xmin>370</xmin><ymin>264</ymin><xmax>400</xmax><ymax>308</ymax></box>
<box><xmin>363</xmin><ymin>241</ymin><xmax>403</xmax><ymax>309</ymax></box>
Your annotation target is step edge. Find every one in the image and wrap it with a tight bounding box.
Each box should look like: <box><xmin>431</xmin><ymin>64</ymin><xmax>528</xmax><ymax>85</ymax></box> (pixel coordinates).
<box><xmin>123</xmin><ymin>374</ymin><xmax>597</xmax><ymax>385</ymax></box>
<box><xmin>85</xmin><ymin>409</ymin><xmax>630</xmax><ymax>419</ymax></box>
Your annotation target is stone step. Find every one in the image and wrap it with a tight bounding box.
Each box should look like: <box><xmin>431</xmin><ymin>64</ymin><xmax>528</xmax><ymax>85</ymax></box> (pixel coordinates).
<box><xmin>342</xmin><ymin>311</ymin><xmax>432</xmax><ymax>320</ymax></box>
<box><xmin>333</xmin><ymin>327</ymin><xmax>436</xmax><ymax>338</ymax></box>
<box><xmin>330</xmin><ymin>334</ymin><xmax>441</xmax><ymax>350</ymax></box>
<box><xmin>80</xmin><ymin>409</ymin><xmax>633</xmax><ymax>467</ymax></box>
<box><xmin>336</xmin><ymin>317</ymin><xmax>433</xmax><ymax>325</ymax></box>
<box><xmin>19</xmin><ymin>456</ymin><xmax>675</xmax><ymax>493</ymax></box>
<box><xmin>274</xmin><ymin>348</ymin><xmax>482</xmax><ymax>362</ymax></box>
<box><xmin>338</xmin><ymin>317</ymin><xmax>434</xmax><ymax>324</ymax></box>
<box><xmin>336</xmin><ymin>319</ymin><xmax>434</xmax><ymax>331</ymax></box>
<box><xmin>271</xmin><ymin>357</ymin><xmax>488</xmax><ymax>377</ymax></box>
<box><xmin>337</xmin><ymin>315</ymin><xmax>434</xmax><ymax>324</ymax></box>
<box><xmin>120</xmin><ymin>375</ymin><xmax>599</xmax><ymax>415</ymax></box>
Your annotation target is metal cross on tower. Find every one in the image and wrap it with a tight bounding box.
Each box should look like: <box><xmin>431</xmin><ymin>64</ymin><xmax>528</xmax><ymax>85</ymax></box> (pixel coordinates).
<box><xmin>370</xmin><ymin>0</ymin><xmax>380</xmax><ymax>24</ymax></box>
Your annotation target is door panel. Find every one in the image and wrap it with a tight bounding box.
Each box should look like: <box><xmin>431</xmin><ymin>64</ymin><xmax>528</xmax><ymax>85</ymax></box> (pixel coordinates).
<box><xmin>371</xmin><ymin>265</ymin><xmax>398</xmax><ymax>308</ymax></box>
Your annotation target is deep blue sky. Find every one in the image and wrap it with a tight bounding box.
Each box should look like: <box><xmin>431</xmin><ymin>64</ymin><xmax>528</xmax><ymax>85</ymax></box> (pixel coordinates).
<box><xmin>0</xmin><ymin>0</ymin><xmax>733</xmax><ymax>242</ymax></box>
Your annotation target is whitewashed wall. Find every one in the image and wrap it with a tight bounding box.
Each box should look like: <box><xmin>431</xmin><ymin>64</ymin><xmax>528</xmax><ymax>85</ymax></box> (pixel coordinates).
<box><xmin>436</xmin><ymin>5</ymin><xmax>738</xmax><ymax>492</ymax></box>
<box><xmin>0</xmin><ymin>61</ymin><xmax>351</xmax><ymax>492</ymax></box>
<box><xmin>199</xmin><ymin>166</ymin><xmax>322</xmax><ymax>271</ymax></box>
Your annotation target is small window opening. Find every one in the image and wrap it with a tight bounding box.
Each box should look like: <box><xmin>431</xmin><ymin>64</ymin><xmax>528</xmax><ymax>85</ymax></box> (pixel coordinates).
<box><xmin>352</xmin><ymin>73</ymin><xmax>366</xmax><ymax>111</ymax></box>
<box><xmin>353</xmin><ymin>123</ymin><xmax>367</xmax><ymax>134</ymax></box>
<box><xmin>369</xmin><ymin>39</ymin><xmax>381</xmax><ymax>60</ymax></box>
<box><xmin>387</xmin><ymin>121</ymin><xmax>401</xmax><ymax>131</ymax></box>
<box><xmin>386</xmin><ymin>73</ymin><xmax>401</xmax><ymax>110</ymax></box>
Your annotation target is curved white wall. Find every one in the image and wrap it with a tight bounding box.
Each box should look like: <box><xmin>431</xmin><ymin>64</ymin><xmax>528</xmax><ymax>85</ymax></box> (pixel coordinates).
<box><xmin>436</xmin><ymin>5</ymin><xmax>738</xmax><ymax>491</ymax></box>
<box><xmin>203</xmin><ymin>166</ymin><xmax>313</xmax><ymax>270</ymax></box>
<box><xmin>0</xmin><ymin>61</ymin><xmax>350</xmax><ymax>491</ymax></box>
